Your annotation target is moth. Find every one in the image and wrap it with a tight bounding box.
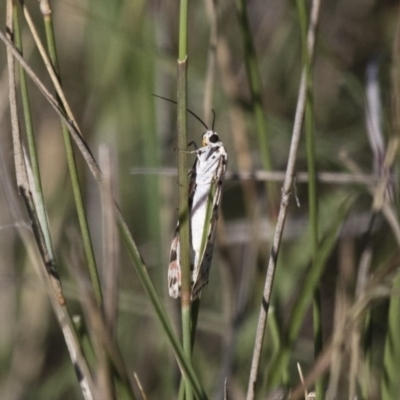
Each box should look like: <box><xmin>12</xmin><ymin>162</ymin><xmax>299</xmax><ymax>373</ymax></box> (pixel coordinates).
<box><xmin>168</xmin><ymin>121</ymin><xmax>228</xmax><ymax>300</ymax></box>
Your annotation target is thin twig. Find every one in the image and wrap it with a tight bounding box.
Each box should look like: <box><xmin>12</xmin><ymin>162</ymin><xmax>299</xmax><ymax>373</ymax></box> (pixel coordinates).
<box><xmin>245</xmin><ymin>1</ymin><xmax>321</xmax><ymax>398</ymax></box>
<box><xmin>20</xmin><ymin>1</ymin><xmax>79</xmax><ymax>130</ymax></box>
<box><xmin>134</xmin><ymin>372</ymin><xmax>148</xmax><ymax>400</ymax></box>
<box><xmin>130</xmin><ymin>167</ymin><xmax>389</xmax><ymax>185</ymax></box>
<box><xmin>297</xmin><ymin>362</ymin><xmax>308</xmax><ymax>400</ymax></box>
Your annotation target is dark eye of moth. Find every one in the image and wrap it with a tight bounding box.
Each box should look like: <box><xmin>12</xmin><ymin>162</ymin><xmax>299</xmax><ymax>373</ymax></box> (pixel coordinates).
<box><xmin>209</xmin><ymin>134</ymin><xmax>219</xmax><ymax>143</ymax></box>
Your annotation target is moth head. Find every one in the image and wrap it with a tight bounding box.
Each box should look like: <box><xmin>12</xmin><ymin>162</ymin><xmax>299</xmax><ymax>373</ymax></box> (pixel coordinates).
<box><xmin>202</xmin><ymin>130</ymin><xmax>220</xmax><ymax>146</ymax></box>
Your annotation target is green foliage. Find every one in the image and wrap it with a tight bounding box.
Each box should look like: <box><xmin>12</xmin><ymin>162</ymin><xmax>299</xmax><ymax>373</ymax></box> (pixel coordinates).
<box><xmin>0</xmin><ymin>1</ymin><xmax>399</xmax><ymax>399</ymax></box>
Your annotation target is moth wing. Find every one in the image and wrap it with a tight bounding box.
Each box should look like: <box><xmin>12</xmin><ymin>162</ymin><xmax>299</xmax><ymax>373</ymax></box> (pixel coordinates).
<box><xmin>168</xmin><ymin>161</ymin><xmax>197</xmax><ymax>299</ymax></box>
<box><xmin>188</xmin><ymin>158</ymin><xmax>198</xmax><ymax>205</ymax></box>
<box><xmin>191</xmin><ymin>154</ymin><xmax>227</xmax><ymax>300</ymax></box>
<box><xmin>168</xmin><ymin>230</ymin><xmax>181</xmax><ymax>298</ymax></box>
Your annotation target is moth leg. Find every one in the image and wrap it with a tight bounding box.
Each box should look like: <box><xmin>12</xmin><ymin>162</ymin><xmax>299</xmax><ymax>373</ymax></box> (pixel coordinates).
<box><xmin>187</xmin><ymin>141</ymin><xmax>199</xmax><ymax>150</ymax></box>
<box><xmin>179</xmin><ymin>145</ymin><xmax>210</xmax><ymax>155</ymax></box>
<box><xmin>175</xmin><ymin>141</ymin><xmax>201</xmax><ymax>154</ymax></box>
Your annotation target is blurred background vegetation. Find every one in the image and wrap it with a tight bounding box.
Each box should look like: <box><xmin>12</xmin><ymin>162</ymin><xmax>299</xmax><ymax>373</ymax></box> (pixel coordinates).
<box><xmin>0</xmin><ymin>0</ymin><xmax>400</xmax><ymax>399</ymax></box>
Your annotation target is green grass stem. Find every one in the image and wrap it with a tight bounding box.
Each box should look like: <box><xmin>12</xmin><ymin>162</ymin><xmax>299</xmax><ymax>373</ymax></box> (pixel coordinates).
<box><xmin>177</xmin><ymin>1</ymin><xmax>193</xmax><ymax>399</ymax></box>
<box><xmin>41</xmin><ymin>7</ymin><xmax>103</xmax><ymax>306</ymax></box>
<box><xmin>234</xmin><ymin>0</ymin><xmax>278</xmax><ymax>212</ymax></box>
<box><xmin>296</xmin><ymin>0</ymin><xmax>323</xmax><ymax>398</ymax></box>
<box><xmin>13</xmin><ymin>2</ymin><xmax>55</xmax><ymax>262</ymax></box>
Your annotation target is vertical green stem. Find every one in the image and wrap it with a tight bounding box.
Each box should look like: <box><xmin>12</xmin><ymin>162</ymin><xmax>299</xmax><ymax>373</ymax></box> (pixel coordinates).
<box><xmin>296</xmin><ymin>0</ymin><xmax>323</xmax><ymax>398</ymax></box>
<box><xmin>305</xmin><ymin>36</ymin><xmax>324</xmax><ymax>400</ymax></box>
<box><xmin>41</xmin><ymin>5</ymin><xmax>103</xmax><ymax>306</ymax></box>
<box><xmin>13</xmin><ymin>1</ymin><xmax>65</xmax><ymax>305</ymax></box>
<box><xmin>179</xmin><ymin>0</ymin><xmax>188</xmax><ymax>62</ymax></box>
<box><xmin>177</xmin><ymin>1</ymin><xmax>192</xmax><ymax>399</ymax></box>
<box><xmin>234</xmin><ymin>0</ymin><xmax>278</xmax><ymax>213</ymax></box>
<box><xmin>13</xmin><ymin>3</ymin><xmax>55</xmax><ymax>258</ymax></box>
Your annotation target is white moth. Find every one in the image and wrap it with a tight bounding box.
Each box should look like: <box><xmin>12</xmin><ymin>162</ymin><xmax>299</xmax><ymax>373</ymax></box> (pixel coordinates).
<box><xmin>168</xmin><ymin>129</ymin><xmax>228</xmax><ymax>300</ymax></box>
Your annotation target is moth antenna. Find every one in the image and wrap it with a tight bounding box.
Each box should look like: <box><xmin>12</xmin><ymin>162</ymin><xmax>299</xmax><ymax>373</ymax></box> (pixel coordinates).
<box><xmin>211</xmin><ymin>109</ymin><xmax>216</xmax><ymax>131</ymax></box>
<box><xmin>153</xmin><ymin>94</ymin><xmax>209</xmax><ymax>131</ymax></box>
